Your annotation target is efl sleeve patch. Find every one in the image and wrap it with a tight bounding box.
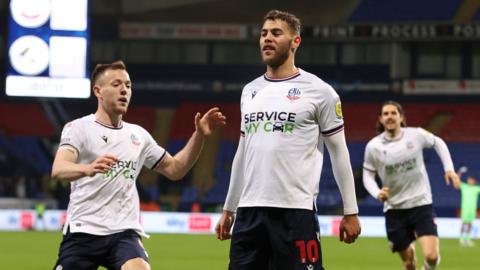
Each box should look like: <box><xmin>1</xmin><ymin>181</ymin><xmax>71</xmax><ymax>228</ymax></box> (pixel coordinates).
<box><xmin>335</xmin><ymin>100</ymin><xmax>343</xmax><ymax>119</ymax></box>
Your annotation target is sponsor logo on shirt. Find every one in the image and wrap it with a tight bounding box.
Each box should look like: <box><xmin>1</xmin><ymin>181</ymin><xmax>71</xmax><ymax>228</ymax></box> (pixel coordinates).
<box><xmin>104</xmin><ymin>160</ymin><xmax>138</xmax><ymax>181</ymax></box>
<box><xmin>101</xmin><ymin>135</ymin><xmax>108</xmax><ymax>143</ymax></box>
<box><xmin>244</xmin><ymin>111</ymin><xmax>296</xmax><ymax>134</ymax></box>
<box><xmin>286</xmin><ymin>88</ymin><xmax>301</xmax><ymax>101</ymax></box>
<box><xmin>385</xmin><ymin>157</ymin><xmax>417</xmax><ymax>175</ymax></box>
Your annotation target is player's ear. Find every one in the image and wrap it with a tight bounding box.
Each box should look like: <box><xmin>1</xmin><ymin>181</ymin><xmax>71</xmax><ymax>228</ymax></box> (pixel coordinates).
<box><xmin>378</xmin><ymin>115</ymin><xmax>384</xmax><ymax>124</ymax></box>
<box><xmin>292</xmin><ymin>35</ymin><xmax>301</xmax><ymax>49</ymax></box>
<box><xmin>93</xmin><ymin>85</ymin><xmax>102</xmax><ymax>98</ymax></box>
<box><xmin>400</xmin><ymin>115</ymin><xmax>406</xmax><ymax>127</ymax></box>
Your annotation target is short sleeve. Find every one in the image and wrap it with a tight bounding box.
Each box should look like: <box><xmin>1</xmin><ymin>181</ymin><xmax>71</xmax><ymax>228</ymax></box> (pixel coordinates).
<box><xmin>417</xmin><ymin>128</ymin><xmax>435</xmax><ymax>148</ymax></box>
<box><xmin>363</xmin><ymin>143</ymin><xmax>376</xmax><ymax>172</ymax></box>
<box><xmin>142</xmin><ymin>129</ymin><xmax>167</xmax><ymax>170</ymax></box>
<box><xmin>59</xmin><ymin>120</ymin><xmax>84</xmax><ymax>155</ymax></box>
<box><xmin>316</xmin><ymin>85</ymin><xmax>344</xmax><ymax>136</ymax></box>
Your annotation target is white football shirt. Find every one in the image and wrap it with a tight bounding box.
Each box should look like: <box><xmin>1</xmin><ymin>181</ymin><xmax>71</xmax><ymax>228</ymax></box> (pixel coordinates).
<box><xmin>363</xmin><ymin>127</ymin><xmax>435</xmax><ymax>211</ymax></box>
<box><xmin>59</xmin><ymin>114</ymin><xmax>166</xmax><ymax>236</ymax></box>
<box><xmin>237</xmin><ymin>69</ymin><xmax>344</xmax><ymax>210</ymax></box>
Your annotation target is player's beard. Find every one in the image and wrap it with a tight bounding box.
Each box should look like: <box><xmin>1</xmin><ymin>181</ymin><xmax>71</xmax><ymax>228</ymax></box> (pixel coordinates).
<box><xmin>262</xmin><ymin>42</ymin><xmax>292</xmax><ymax>69</ymax></box>
<box><xmin>383</xmin><ymin>121</ymin><xmax>400</xmax><ymax>136</ymax></box>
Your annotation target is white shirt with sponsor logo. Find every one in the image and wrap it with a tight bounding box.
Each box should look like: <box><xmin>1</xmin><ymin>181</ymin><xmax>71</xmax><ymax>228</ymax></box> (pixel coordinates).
<box><xmin>236</xmin><ymin>69</ymin><xmax>345</xmax><ymax>210</ymax></box>
<box><xmin>59</xmin><ymin>114</ymin><xmax>166</xmax><ymax>236</ymax></box>
<box><xmin>363</xmin><ymin>127</ymin><xmax>435</xmax><ymax>211</ymax></box>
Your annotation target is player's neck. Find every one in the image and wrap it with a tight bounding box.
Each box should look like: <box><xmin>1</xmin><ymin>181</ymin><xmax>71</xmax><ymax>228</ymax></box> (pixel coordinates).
<box><xmin>266</xmin><ymin>59</ymin><xmax>298</xmax><ymax>79</ymax></box>
<box><xmin>94</xmin><ymin>109</ymin><xmax>122</xmax><ymax>128</ymax></box>
<box><xmin>385</xmin><ymin>128</ymin><xmax>401</xmax><ymax>139</ymax></box>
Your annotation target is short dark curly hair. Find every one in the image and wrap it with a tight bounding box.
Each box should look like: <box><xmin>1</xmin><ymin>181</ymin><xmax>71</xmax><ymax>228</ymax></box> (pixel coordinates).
<box><xmin>263</xmin><ymin>10</ymin><xmax>301</xmax><ymax>35</ymax></box>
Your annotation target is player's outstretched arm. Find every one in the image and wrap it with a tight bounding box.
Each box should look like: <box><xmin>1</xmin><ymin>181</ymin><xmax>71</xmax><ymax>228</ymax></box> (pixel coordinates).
<box><xmin>51</xmin><ymin>147</ymin><xmax>117</xmax><ymax>181</ymax></box>
<box><xmin>457</xmin><ymin>166</ymin><xmax>468</xmax><ymax>176</ymax></box>
<box><xmin>445</xmin><ymin>170</ymin><xmax>461</xmax><ymax>190</ymax></box>
<box><xmin>154</xmin><ymin>107</ymin><xmax>226</xmax><ymax>180</ymax></box>
<box><xmin>432</xmin><ymin>136</ymin><xmax>460</xmax><ymax>189</ymax></box>
<box><xmin>195</xmin><ymin>107</ymin><xmax>227</xmax><ymax>136</ymax></box>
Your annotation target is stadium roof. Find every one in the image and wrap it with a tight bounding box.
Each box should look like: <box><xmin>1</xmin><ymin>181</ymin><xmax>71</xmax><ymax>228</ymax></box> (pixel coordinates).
<box><xmin>93</xmin><ymin>0</ymin><xmax>357</xmax><ymax>24</ymax></box>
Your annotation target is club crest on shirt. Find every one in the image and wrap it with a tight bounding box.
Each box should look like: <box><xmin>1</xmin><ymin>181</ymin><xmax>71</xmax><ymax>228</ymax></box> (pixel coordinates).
<box><xmin>131</xmin><ymin>133</ymin><xmax>141</xmax><ymax>146</ymax></box>
<box><xmin>406</xmin><ymin>141</ymin><xmax>414</xmax><ymax>149</ymax></box>
<box><xmin>286</xmin><ymin>88</ymin><xmax>301</xmax><ymax>101</ymax></box>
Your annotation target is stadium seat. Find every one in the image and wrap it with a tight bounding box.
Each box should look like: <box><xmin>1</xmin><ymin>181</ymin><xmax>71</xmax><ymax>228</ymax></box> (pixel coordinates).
<box><xmin>179</xmin><ymin>186</ymin><xmax>201</xmax><ymax>212</ymax></box>
<box><xmin>349</xmin><ymin>0</ymin><xmax>462</xmax><ymax>22</ymax></box>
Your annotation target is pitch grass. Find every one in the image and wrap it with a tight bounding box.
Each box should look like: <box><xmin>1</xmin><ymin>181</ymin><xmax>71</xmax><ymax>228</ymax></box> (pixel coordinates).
<box><xmin>0</xmin><ymin>231</ymin><xmax>479</xmax><ymax>270</ymax></box>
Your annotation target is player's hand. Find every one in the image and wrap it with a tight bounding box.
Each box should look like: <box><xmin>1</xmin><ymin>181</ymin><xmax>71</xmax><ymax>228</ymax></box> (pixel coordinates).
<box><xmin>85</xmin><ymin>154</ymin><xmax>117</xmax><ymax>176</ymax></box>
<box><xmin>445</xmin><ymin>170</ymin><xmax>461</xmax><ymax>190</ymax></box>
<box><xmin>339</xmin><ymin>214</ymin><xmax>361</xmax><ymax>244</ymax></box>
<box><xmin>458</xmin><ymin>166</ymin><xmax>468</xmax><ymax>175</ymax></box>
<box><xmin>215</xmin><ymin>210</ymin><xmax>235</xmax><ymax>241</ymax></box>
<box><xmin>377</xmin><ymin>187</ymin><xmax>389</xmax><ymax>202</ymax></box>
<box><xmin>195</xmin><ymin>107</ymin><xmax>226</xmax><ymax>136</ymax></box>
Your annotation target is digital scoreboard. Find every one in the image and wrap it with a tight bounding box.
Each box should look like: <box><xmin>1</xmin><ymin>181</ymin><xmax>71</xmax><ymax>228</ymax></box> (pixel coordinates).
<box><xmin>6</xmin><ymin>0</ymin><xmax>90</xmax><ymax>98</ymax></box>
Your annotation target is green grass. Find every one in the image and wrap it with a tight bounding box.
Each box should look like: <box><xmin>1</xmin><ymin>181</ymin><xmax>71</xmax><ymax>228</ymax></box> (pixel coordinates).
<box><xmin>0</xmin><ymin>231</ymin><xmax>479</xmax><ymax>269</ymax></box>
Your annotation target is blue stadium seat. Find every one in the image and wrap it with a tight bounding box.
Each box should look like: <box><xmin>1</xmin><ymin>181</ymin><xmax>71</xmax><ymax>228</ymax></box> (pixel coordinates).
<box><xmin>0</xmin><ymin>135</ymin><xmax>51</xmax><ymax>175</ymax></box>
<box><xmin>202</xmin><ymin>141</ymin><xmax>237</xmax><ymax>205</ymax></box>
<box><xmin>179</xmin><ymin>186</ymin><xmax>200</xmax><ymax>211</ymax></box>
<box><xmin>202</xmin><ymin>174</ymin><xmax>230</xmax><ymax>205</ymax></box>
<box><xmin>158</xmin><ymin>139</ymin><xmax>191</xmax><ymax>197</ymax></box>
<box><xmin>348</xmin><ymin>143</ymin><xmax>367</xmax><ymax>169</ymax></box>
<box><xmin>350</xmin><ymin>0</ymin><xmax>462</xmax><ymax>22</ymax></box>
<box><xmin>475</xmin><ymin>9</ymin><xmax>480</xmax><ymax>20</ymax></box>
<box><xmin>316</xmin><ymin>191</ymin><xmax>342</xmax><ymax>209</ymax></box>
<box><xmin>358</xmin><ymin>196</ymin><xmax>384</xmax><ymax>216</ymax></box>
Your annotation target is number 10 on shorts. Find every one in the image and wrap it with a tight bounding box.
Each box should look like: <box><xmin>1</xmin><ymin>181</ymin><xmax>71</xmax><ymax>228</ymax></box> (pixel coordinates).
<box><xmin>295</xmin><ymin>240</ymin><xmax>319</xmax><ymax>263</ymax></box>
